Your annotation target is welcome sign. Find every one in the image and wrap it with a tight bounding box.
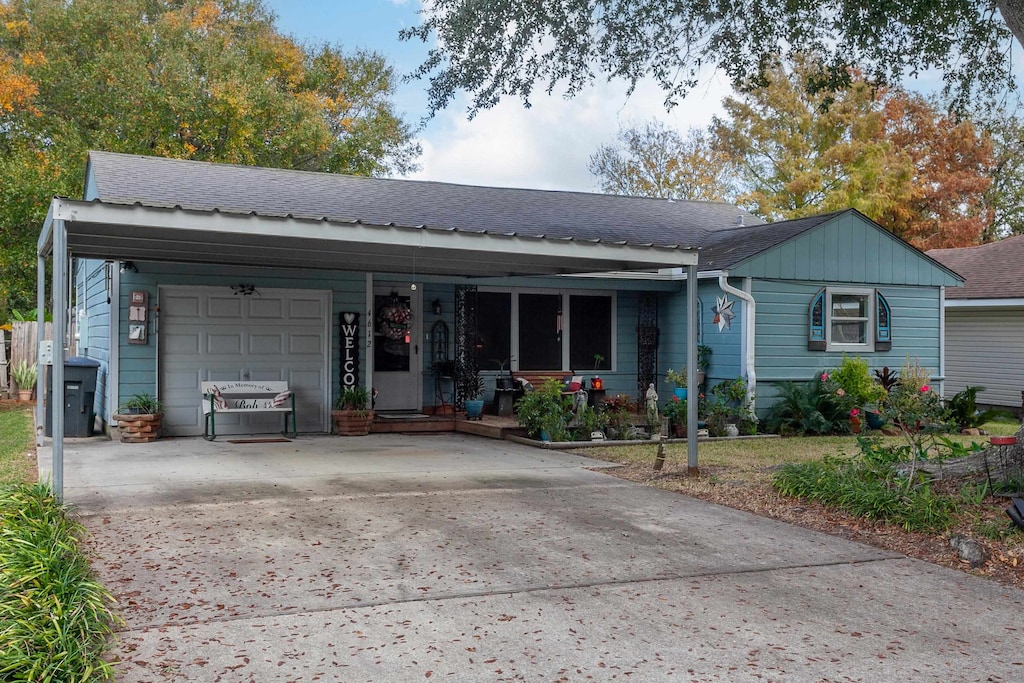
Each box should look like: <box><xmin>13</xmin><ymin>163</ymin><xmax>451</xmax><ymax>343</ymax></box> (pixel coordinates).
<box><xmin>340</xmin><ymin>312</ymin><xmax>360</xmax><ymax>389</ymax></box>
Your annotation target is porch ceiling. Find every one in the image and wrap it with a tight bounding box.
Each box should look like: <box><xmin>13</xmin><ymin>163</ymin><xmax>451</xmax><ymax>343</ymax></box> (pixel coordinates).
<box><xmin>43</xmin><ymin>199</ymin><xmax>699</xmax><ymax>277</ymax></box>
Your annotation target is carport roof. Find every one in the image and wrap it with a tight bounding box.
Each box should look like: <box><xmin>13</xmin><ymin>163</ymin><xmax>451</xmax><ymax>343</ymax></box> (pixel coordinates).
<box><xmin>36</xmin><ymin>151</ymin><xmax>763</xmax><ymax>277</ymax></box>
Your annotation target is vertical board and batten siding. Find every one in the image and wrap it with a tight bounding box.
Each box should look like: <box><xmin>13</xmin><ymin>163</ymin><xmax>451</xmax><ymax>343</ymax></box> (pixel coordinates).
<box><xmin>658</xmin><ymin>281</ymin><xmax>744</xmax><ymax>399</ymax></box>
<box><xmin>752</xmin><ymin>279</ymin><xmax>942</xmax><ymax>411</ymax></box>
<box><xmin>729</xmin><ymin>212</ymin><xmax>960</xmax><ymax>287</ymax></box>
<box><xmin>78</xmin><ymin>258</ymin><xmax>112</xmax><ymax>421</ymax></box>
<box><xmin>945</xmin><ymin>308</ymin><xmax>1024</xmax><ymax>409</ymax></box>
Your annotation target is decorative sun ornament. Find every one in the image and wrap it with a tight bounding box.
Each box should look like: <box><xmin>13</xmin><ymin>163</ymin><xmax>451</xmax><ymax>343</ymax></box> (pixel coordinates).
<box><xmin>712</xmin><ymin>295</ymin><xmax>735</xmax><ymax>331</ymax></box>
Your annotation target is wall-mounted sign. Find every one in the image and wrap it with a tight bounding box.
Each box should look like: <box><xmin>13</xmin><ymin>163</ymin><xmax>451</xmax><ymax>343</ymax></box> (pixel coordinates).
<box><xmin>340</xmin><ymin>312</ymin><xmax>360</xmax><ymax>389</ymax></box>
<box><xmin>128</xmin><ymin>290</ymin><xmax>148</xmax><ymax>344</ymax></box>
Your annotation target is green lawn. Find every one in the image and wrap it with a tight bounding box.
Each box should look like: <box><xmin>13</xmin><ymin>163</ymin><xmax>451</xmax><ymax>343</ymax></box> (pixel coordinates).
<box><xmin>0</xmin><ymin>403</ymin><xmax>36</xmax><ymax>486</ymax></box>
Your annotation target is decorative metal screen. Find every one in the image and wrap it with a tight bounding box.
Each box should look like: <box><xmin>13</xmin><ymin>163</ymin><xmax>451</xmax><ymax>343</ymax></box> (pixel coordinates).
<box><xmin>637</xmin><ymin>293</ymin><xmax>659</xmax><ymax>400</ymax></box>
<box><xmin>454</xmin><ymin>284</ymin><xmax>479</xmax><ymax>408</ymax></box>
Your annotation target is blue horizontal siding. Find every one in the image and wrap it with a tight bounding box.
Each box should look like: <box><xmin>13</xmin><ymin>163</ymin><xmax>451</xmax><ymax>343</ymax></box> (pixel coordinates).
<box><xmin>752</xmin><ymin>279</ymin><xmax>942</xmax><ymax>413</ymax></box>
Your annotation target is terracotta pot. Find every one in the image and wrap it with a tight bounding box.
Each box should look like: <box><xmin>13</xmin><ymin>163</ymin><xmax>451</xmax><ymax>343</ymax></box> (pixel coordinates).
<box><xmin>849</xmin><ymin>416</ymin><xmax>862</xmax><ymax>434</ymax></box>
<box><xmin>332</xmin><ymin>409</ymin><xmax>375</xmax><ymax>436</ymax></box>
<box><xmin>17</xmin><ymin>389</ymin><xmax>33</xmax><ymax>402</ymax></box>
<box><xmin>113</xmin><ymin>412</ymin><xmax>163</xmax><ymax>443</ymax></box>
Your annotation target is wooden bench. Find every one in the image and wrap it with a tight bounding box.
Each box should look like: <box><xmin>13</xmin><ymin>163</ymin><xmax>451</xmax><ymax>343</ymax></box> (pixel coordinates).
<box><xmin>201</xmin><ymin>381</ymin><xmax>297</xmax><ymax>441</ymax></box>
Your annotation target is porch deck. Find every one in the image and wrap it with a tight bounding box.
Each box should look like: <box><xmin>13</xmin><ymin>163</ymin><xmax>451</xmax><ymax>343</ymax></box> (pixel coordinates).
<box><xmin>369</xmin><ymin>412</ymin><xmax>526</xmax><ymax>440</ymax></box>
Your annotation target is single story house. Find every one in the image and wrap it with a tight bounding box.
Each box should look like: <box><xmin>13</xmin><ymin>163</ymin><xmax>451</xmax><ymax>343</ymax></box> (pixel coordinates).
<box><xmin>44</xmin><ymin>152</ymin><xmax>961</xmax><ymax>442</ymax></box>
<box><xmin>928</xmin><ymin>235</ymin><xmax>1024</xmax><ymax>414</ymax></box>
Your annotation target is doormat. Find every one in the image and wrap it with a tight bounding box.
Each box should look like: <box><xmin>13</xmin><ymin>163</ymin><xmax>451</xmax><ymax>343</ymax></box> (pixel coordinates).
<box><xmin>226</xmin><ymin>438</ymin><xmax>292</xmax><ymax>444</ymax></box>
<box><xmin>375</xmin><ymin>412</ymin><xmax>430</xmax><ymax>420</ymax></box>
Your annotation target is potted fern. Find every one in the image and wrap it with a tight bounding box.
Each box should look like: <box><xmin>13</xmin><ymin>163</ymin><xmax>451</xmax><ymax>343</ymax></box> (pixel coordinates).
<box><xmin>11</xmin><ymin>360</ymin><xmax>36</xmax><ymax>401</ymax></box>
<box><xmin>113</xmin><ymin>393</ymin><xmax>164</xmax><ymax>442</ymax></box>
<box><xmin>332</xmin><ymin>386</ymin><xmax>375</xmax><ymax>436</ymax></box>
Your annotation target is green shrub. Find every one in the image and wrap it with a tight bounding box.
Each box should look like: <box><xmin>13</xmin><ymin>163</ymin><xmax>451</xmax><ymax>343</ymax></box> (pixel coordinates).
<box><xmin>831</xmin><ymin>354</ymin><xmax>886</xmax><ymax>407</ymax></box>
<box><xmin>765</xmin><ymin>374</ymin><xmax>850</xmax><ymax>436</ymax></box>
<box><xmin>515</xmin><ymin>378</ymin><xmax>572</xmax><ymax>440</ymax></box>
<box><xmin>773</xmin><ymin>456</ymin><xmax>956</xmax><ymax>532</ymax></box>
<box><xmin>944</xmin><ymin>386</ymin><xmax>1014</xmax><ymax>432</ymax></box>
<box><xmin>0</xmin><ymin>482</ymin><xmax>119</xmax><ymax>680</ymax></box>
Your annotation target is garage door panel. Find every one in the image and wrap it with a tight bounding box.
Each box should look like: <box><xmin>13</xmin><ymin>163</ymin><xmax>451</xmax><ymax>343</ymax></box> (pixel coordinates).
<box><xmin>207</xmin><ymin>297</ymin><xmax>243</xmax><ymax>318</ymax></box>
<box><xmin>164</xmin><ymin>333</ymin><xmax>200</xmax><ymax>355</ymax></box>
<box><xmin>249</xmin><ymin>334</ymin><xmax>284</xmax><ymax>354</ymax></box>
<box><xmin>290</xmin><ymin>298</ymin><xmax>325</xmax><ymax>319</ymax></box>
<box><xmin>249</xmin><ymin>298</ymin><xmax>283</xmax><ymax>318</ymax></box>
<box><xmin>208</xmin><ymin>333</ymin><xmax>243</xmax><ymax>354</ymax></box>
<box><xmin>163</xmin><ymin>294</ymin><xmax>201</xmax><ymax>319</ymax></box>
<box><xmin>289</xmin><ymin>334</ymin><xmax>322</xmax><ymax>355</ymax></box>
<box><xmin>161</xmin><ymin>286</ymin><xmax>329</xmax><ymax>437</ymax></box>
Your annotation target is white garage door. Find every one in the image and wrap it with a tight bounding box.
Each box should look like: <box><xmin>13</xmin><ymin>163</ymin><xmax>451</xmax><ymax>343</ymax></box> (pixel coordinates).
<box><xmin>159</xmin><ymin>286</ymin><xmax>330</xmax><ymax>437</ymax></box>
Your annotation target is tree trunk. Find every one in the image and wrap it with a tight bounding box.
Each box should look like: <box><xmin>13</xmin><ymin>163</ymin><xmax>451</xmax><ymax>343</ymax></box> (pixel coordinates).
<box><xmin>996</xmin><ymin>0</ymin><xmax>1024</xmax><ymax>51</ymax></box>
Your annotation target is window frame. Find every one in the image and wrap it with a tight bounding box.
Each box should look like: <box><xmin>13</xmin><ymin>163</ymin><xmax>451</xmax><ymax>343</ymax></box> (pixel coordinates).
<box><xmin>825</xmin><ymin>286</ymin><xmax>874</xmax><ymax>352</ymax></box>
<box><xmin>477</xmin><ymin>286</ymin><xmax>617</xmax><ymax>371</ymax></box>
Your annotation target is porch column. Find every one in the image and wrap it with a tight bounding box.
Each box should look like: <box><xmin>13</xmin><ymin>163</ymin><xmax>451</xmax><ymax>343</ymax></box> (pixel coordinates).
<box><xmin>36</xmin><ymin>249</ymin><xmax>45</xmax><ymax>447</ymax></box>
<box><xmin>51</xmin><ymin>219</ymin><xmax>67</xmax><ymax>502</ymax></box>
<box><xmin>686</xmin><ymin>263</ymin><xmax>698</xmax><ymax>475</ymax></box>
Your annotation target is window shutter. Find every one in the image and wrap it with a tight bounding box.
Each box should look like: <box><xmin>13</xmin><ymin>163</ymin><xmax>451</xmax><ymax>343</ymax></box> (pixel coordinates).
<box><xmin>875</xmin><ymin>291</ymin><xmax>891</xmax><ymax>351</ymax></box>
<box><xmin>808</xmin><ymin>288</ymin><xmax>826</xmax><ymax>351</ymax></box>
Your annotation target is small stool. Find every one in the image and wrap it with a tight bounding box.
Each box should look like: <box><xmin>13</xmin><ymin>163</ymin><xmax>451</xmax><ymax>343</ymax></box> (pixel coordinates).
<box><xmin>494</xmin><ymin>388</ymin><xmax>516</xmax><ymax>417</ymax></box>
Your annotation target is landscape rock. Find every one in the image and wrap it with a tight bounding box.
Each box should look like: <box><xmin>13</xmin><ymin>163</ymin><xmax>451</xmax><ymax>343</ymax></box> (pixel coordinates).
<box><xmin>949</xmin><ymin>534</ymin><xmax>989</xmax><ymax>568</ymax></box>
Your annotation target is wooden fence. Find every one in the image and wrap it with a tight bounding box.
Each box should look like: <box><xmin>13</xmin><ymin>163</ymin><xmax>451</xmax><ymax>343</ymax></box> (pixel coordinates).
<box><xmin>5</xmin><ymin>321</ymin><xmax>53</xmax><ymax>397</ymax></box>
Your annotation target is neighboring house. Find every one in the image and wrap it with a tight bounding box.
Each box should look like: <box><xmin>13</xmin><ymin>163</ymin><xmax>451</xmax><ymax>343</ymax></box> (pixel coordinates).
<box><xmin>54</xmin><ymin>152</ymin><xmax>960</xmax><ymax>438</ymax></box>
<box><xmin>928</xmin><ymin>236</ymin><xmax>1024</xmax><ymax>413</ymax></box>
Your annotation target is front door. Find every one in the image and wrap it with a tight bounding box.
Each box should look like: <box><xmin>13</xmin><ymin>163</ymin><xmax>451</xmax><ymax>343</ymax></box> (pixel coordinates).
<box><xmin>371</xmin><ymin>285</ymin><xmax>422</xmax><ymax>411</ymax></box>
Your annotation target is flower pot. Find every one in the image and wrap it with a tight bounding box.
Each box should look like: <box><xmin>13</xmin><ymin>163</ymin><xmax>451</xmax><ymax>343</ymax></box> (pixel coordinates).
<box><xmin>865</xmin><ymin>411</ymin><xmax>885</xmax><ymax>430</ymax></box>
<box><xmin>464</xmin><ymin>399</ymin><xmax>484</xmax><ymax>420</ymax></box>
<box><xmin>332</xmin><ymin>409</ymin><xmax>375</xmax><ymax>436</ymax></box>
<box><xmin>696</xmin><ymin>370</ymin><xmax>706</xmax><ymax>387</ymax></box>
<box><xmin>17</xmin><ymin>389</ymin><xmax>33</xmax><ymax>402</ymax></box>
<box><xmin>849</xmin><ymin>416</ymin><xmax>862</xmax><ymax>434</ymax></box>
<box><xmin>673</xmin><ymin>388</ymin><xmax>688</xmax><ymax>400</ymax></box>
<box><xmin>113</xmin><ymin>413</ymin><xmax>163</xmax><ymax>443</ymax></box>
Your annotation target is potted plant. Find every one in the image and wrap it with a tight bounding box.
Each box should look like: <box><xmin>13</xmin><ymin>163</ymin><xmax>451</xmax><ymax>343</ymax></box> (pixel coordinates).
<box><xmin>665</xmin><ymin>367</ymin><xmax>688</xmax><ymax>400</ymax></box>
<box><xmin>515</xmin><ymin>378</ymin><xmax>572</xmax><ymax>440</ymax></box>
<box><xmin>591</xmin><ymin>353</ymin><xmax>605</xmax><ymax>390</ymax></box>
<box><xmin>462</xmin><ymin>370</ymin><xmax>486</xmax><ymax>420</ymax></box>
<box><xmin>332</xmin><ymin>386</ymin><xmax>375</xmax><ymax>435</ymax></box>
<box><xmin>11</xmin><ymin>360</ymin><xmax>37</xmax><ymax>401</ymax></box>
<box><xmin>662</xmin><ymin>396</ymin><xmax>687</xmax><ymax>437</ymax></box>
<box><xmin>697</xmin><ymin>345</ymin><xmax>712</xmax><ymax>387</ymax></box>
<box><xmin>114</xmin><ymin>393</ymin><xmax>164</xmax><ymax>442</ymax></box>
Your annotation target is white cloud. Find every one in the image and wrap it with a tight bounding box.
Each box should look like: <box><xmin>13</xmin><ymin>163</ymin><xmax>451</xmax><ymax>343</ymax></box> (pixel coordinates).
<box><xmin>409</xmin><ymin>70</ymin><xmax>735</xmax><ymax>192</ymax></box>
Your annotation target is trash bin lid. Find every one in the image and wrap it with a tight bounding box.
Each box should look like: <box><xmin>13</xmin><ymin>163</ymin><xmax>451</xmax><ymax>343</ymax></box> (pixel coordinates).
<box><xmin>65</xmin><ymin>356</ymin><xmax>101</xmax><ymax>368</ymax></box>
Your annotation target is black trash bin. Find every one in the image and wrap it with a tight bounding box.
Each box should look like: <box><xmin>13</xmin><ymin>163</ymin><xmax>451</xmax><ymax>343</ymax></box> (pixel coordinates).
<box><xmin>45</xmin><ymin>356</ymin><xmax>100</xmax><ymax>437</ymax></box>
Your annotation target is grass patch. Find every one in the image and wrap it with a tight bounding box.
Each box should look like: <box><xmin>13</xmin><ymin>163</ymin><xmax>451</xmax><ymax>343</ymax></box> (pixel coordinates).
<box><xmin>0</xmin><ymin>403</ymin><xmax>36</xmax><ymax>486</ymax></box>
<box><xmin>0</xmin><ymin>482</ymin><xmax>119</xmax><ymax>681</ymax></box>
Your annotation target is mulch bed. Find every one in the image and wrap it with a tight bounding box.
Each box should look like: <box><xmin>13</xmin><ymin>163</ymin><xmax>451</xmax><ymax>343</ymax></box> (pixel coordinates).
<box><xmin>602</xmin><ymin>459</ymin><xmax>1024</xmax><ymax>591</ymax></box>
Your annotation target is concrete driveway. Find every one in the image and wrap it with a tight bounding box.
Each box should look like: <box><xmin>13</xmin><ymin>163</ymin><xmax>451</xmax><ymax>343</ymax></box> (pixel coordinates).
<box><xmin>44</xmin><ymin>434</ymin><xmax>1024</xmax><ymax>682</ymax></box>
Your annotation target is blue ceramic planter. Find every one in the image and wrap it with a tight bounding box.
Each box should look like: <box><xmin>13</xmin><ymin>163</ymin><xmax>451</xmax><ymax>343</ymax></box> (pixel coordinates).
<box><xmin>673</xmin><ymin>388</ymin><xmax>688</xmax><ymax>400</ymax></box>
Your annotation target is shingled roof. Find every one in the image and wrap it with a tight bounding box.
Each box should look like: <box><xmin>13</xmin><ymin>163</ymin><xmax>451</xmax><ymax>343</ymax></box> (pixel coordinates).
<box><xmin>927</xmin><ymin>235</ymin><xmax>1024</xmax><ymax>300</ymax></box>
<box><xmin>696</xmin><ymin>211</ymin><xmax>843</xmax><ymax>271</ymax></box>
<box><xmin>85</xmin><ymin>151</ymin><xmax>761</xmax><ymax>250</ymax></box>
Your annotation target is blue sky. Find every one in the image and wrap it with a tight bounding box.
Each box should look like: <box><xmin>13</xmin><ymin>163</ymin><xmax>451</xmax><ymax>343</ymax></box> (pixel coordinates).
<box><xmin>264</xmin><ymin>1</ymin><xmax>1021</xmax><ymax>193</ymax></box>
<box><xmin>264</xmin><ymin>0</ymin><xmax>732</xmax><ymax>192</ymax></box>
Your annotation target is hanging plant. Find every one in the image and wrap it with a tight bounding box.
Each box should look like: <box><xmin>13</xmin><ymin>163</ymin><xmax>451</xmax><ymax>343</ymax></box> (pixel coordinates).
<box><xmin>378</xmin><ymin>296</ymin><xmax>412</xmax><ymax>340</ymax></box>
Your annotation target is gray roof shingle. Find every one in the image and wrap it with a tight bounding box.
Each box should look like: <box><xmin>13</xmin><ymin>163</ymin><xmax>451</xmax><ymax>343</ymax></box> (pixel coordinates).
<box><xmin>85</xmin><ymin>151</ymin><xmax>762</xmax><ymax>249</ymax></box>
<box><xmin>927</xmin><ymin>235</ymin><xmax>1024</xmax><ymax>299</ymax></box>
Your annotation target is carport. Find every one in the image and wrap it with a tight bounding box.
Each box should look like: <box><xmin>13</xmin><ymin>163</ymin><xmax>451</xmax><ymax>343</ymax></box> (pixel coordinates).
<box><xmin>36</xmin><ymin>180</ymin><xmax>702</xmax><ymax>500</ymax></box>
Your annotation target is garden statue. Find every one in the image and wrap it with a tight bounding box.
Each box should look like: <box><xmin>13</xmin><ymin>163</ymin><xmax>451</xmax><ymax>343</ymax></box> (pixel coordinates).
<box><xmin>645</xmin><ymin>383</ymin><xmax>659</xmax><ymax>425</ymax></box>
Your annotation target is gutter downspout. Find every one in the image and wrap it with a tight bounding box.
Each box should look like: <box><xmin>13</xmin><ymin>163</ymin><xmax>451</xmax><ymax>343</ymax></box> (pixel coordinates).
<box><xmin>717</xmin><ymin>272</ymin><xmax>756</xmax><ymax>410</ymax></box>
<box><xmin>938</xmin><ymin>286</ymin><xmax>946</xmax><ymax>398</ymax></box>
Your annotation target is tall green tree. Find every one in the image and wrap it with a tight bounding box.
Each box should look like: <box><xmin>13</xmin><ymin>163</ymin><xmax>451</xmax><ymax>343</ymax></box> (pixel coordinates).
<box><xmin>979</xmin><ymin>109</ymin><xmax>1024</xmax><ymax>239</ymax></box>
<box><xmin>0</xmin><ymin>0</ymin><xmax>420</xmax><ymax>320</ymax></box>
<box><xmin>588</xmin><ymin>121</ymin><xmax>732</xmax><ymax>202</ymax></box>
<box><xmin>403</xmin><ymin>0</ymin><xmax>1018</xmax><ymax>118</ymax></box>
<box><xmin>714</xmin><ymin>59</ymin><xmax>993</xmax><ymax>248</ymax></box>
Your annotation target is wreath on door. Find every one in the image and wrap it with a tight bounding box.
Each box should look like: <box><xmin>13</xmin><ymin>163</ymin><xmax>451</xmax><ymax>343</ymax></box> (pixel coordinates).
<box><xmin>378</xmin><ymin>296</ymin><xmax>412</xmax><ymax>340</ymax></box>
